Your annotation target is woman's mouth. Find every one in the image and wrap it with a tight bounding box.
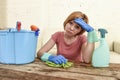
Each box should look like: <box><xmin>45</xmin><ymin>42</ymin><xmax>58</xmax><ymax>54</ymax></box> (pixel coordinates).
<box><xmin>66</xmin><ymin>30</ymin><xmax>74</xmax><ymax>34</ymax></box>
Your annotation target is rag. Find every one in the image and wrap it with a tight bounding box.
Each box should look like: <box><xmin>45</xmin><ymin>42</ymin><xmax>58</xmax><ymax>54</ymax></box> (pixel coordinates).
<box><xmin>45</xmin><ymin>61</ymin><xmax>73</xmax><ymax>68</ymax></box>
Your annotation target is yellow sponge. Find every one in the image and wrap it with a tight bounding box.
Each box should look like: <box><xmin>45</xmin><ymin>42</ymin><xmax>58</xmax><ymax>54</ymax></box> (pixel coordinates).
<box><xmin>45</xmin><ymin>61</ymin><xmax>73</xmax><ymax>68</ymax></box>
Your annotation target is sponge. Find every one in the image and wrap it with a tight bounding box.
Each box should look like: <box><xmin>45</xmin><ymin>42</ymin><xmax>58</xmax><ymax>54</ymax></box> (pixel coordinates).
<box><xmin>45</xmin><ymin>61</ymin><xmax>73</xmax><ymax>68</ymax></box>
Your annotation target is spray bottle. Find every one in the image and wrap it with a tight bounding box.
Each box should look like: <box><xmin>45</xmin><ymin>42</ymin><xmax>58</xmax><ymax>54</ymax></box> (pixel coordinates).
<box><xmin>92</xmin><ymin>28</ymin><xmax>110</xmax><ymax>67</ymax></box>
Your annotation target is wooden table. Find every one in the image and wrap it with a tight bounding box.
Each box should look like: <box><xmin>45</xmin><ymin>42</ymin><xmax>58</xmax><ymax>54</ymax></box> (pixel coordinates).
<box><xmin>0</xmin><ymin>58</ymin><xmax>120</xmax><ymax>80</ymax></box>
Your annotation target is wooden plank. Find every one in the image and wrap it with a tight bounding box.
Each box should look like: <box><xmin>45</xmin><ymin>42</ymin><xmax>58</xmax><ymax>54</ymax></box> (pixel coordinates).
<box><xmin>0</xmin><ymin>68</ymin><xmax>74</xmax><ymax>80</ymax></box>
<box><xmin>0</xmin><ymin>58</ymin><xmax>120</xmax><ymax>80</ymax></box>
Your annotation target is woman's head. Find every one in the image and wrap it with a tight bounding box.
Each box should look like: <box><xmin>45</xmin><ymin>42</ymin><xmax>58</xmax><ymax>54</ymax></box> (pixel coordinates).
<box><xmin>64</xmin><ymin>11</ymin><xmax>89</xmax><ymax>35</ymax></box>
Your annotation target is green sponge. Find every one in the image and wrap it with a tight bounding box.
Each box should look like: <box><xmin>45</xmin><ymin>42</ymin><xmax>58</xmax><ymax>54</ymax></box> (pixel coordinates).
<box><xmin>45</xmin><ymin>61</ymin><xmax>73</xmax><ymax>68</ymax></box>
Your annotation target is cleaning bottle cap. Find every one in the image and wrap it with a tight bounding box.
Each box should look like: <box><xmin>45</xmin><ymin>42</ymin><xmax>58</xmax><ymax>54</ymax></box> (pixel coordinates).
<box><xmin>16</xmin><ymin>21</ymin><xmax>21</xmax><ymax>31</ymax></box>
<box><xmin>98</xmin><ymin>28</ymin><xmax>108</xmax><ymax>38</ymax></box>
<box><xmin>30</xmin><ymin>25</ymin><xmax>39</xmax><ymax>31</ymax></box>
<box><xmin>30</xmin><ymin>25</ymin><xmax>40</xmax><ymax>36</ymax></box>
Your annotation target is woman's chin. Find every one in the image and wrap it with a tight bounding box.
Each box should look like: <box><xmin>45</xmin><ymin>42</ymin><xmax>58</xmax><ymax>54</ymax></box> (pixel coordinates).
<box><xmin>65</xmin><ymin>31</ymin><xmax>73</xmax><ymax>35</ymax></box>
<box><xmin>65</xmin><ymin>32</ymin><xmax>71</xmax><ymax>36</ymax></box>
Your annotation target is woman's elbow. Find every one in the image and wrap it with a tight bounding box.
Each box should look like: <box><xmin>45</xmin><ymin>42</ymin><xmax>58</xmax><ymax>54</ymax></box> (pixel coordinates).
<box><xmin>84</xmin><ymin>59</ymin><xmax>91</xmax><ymax>64</ymax></box>
<box><xmin>37</xmin><ymin>50</ymin><xmax>43</xmax><ymax>59</ymax></box>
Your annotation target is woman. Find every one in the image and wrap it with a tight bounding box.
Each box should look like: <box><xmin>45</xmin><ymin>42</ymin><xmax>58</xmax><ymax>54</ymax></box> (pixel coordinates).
<box><xmin>37</xmin><ymin>11</ymin><xmax>98</xmax><ymax>64</ymax></box>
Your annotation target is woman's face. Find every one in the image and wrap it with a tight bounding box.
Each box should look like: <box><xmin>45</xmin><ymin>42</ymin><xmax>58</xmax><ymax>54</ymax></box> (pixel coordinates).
<box><xmin>64</xmin><ymin>20</ymin><xmax>82</xmax><ymax>37</ymax></box>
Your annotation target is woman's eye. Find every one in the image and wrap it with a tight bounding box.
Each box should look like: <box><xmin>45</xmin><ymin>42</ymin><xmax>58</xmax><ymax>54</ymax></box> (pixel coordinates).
<box><xmin>74</xmin><ymin>26</ymin><xmax>80</xmax><ymax>29</ymax></box>
<box><xmin>69</xmin><ymin>21</ymin><xmax>73</xmax><ymax>25</ymax></box>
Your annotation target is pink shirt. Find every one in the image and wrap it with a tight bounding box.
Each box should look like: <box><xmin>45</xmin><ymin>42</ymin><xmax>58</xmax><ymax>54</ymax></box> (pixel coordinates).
<box><xmin>51</xmin><ymin>31</ymin><xmax>87</xmax><ymax>62</ymax></box>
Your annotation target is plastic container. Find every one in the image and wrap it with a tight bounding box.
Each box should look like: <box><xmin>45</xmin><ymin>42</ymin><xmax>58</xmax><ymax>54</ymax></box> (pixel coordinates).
<box><xmin>0</xmin><ymin>29</ymin><xmax>39</xmax><ymax>64</ymax></box>
<box><xmin>92</xmin><ymin>28</ymin><xmax>110</xmax><ymax>67</ymax></box>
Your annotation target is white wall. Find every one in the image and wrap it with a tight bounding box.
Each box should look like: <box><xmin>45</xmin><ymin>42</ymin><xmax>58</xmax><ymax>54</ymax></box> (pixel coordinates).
<box><xmin>0</xmin><ymin>0</ymin><xmax>120</xmax><ymax>50</ymax></box>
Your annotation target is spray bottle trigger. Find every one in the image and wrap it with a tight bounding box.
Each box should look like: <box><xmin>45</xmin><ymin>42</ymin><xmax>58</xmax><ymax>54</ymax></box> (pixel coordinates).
<box><xmin>98</xmin><ymin>28</ymin><xmax>108</xmax><ymax>38</ymax></box>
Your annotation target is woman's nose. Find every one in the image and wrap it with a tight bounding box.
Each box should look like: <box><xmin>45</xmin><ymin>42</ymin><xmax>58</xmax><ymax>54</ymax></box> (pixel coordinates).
<box><xmin>70</xmin><ymin>26</ymin><xmax>75</xmax><ymax>30</ymax></box>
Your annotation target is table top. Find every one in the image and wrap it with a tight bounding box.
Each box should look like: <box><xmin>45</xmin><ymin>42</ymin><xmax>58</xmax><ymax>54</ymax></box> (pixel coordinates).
<box><xmin>0</xmin><ymin>58</ymin><xmax>120</xmax><ymax>80</ymax></box>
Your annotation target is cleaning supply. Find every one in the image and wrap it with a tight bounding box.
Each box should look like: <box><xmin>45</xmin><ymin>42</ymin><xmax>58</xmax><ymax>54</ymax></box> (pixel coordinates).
<box><xmin>30</xmin><ymin>25</ymin><xmax>40</xmax><ymax>36</ymax></box>
<box><xmin>92</xmin><ymin>28</ymin><xmax>110</xmax><ymax>67</ymax></box>
<box><xmin>16</xmin><ymin>21</ymin><xmax>21</xmax><ymax>31</ymax></box>
<box><xmin>30</xmin><ymin>25</ymin><xmax>39</xmax><ymax>31</ymax></box>
<box><xmin>46</xmin><ymin>61</ymin><xmax>73</xmax><ymax>68</ymax></box>
<box><xmin>0</xmin><ymin>22</ymin><xmax>39</xmax><ymax>64</ymax></box>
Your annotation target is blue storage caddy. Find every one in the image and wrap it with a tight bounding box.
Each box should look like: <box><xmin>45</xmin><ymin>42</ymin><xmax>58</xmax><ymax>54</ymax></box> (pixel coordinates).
<box><xmin>0</xmin><ymin>28</ymin><xmax>39</xmax><ymax>64</ymax></box>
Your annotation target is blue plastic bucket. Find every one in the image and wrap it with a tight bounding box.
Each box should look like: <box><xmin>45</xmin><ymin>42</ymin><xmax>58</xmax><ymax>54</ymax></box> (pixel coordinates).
<box><xmin>0</xmin><ymin>29</ymin><xmax>39</xmax><ymax>64</ymax></box>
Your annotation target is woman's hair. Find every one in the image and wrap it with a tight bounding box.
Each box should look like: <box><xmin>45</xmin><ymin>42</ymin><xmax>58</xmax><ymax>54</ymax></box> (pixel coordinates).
<box><xmin>63</xmin><ymin>11</ymin><xmax>89</xmax><ymax>35</ymax></box>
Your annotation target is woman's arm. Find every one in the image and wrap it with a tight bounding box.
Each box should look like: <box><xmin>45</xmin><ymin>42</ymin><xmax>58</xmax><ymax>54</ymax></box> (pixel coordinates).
<box><xmin>81</xmin><ymin>42</ymin><xmax>95</xmax><ymax>63</ymax></box>
<box><xmin>37</xmin><ymin>38</ymin><xmax>56</xmax><ymax>58</ymax></box>
<box><xmin>74</xmin><ymin>18</ymin><xmax>98</xmax><ymax>63</ymax></box>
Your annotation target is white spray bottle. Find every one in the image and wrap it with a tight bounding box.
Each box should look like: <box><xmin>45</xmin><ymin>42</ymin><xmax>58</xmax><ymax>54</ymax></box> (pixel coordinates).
<box><xmin>92</xmin><ymin>28</ymin><xmax>110</xmax><ymax>67</ymax></box>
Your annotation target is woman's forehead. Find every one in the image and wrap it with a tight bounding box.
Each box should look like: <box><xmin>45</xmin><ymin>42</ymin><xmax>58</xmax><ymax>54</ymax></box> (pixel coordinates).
<box><xmin>70</xmin><ymin>20</ymin><xmax>80</xmax><ymax>26</ymax></box>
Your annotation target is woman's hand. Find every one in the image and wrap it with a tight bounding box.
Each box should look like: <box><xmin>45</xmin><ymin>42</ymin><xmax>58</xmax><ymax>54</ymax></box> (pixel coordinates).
<box><xmin>74</xmin><ymin>18</ymin><xmax>94</xmax><ymax>32</ymax></box>
<box><xmin>48</xmin><ymin>55</ymin><xmax>67</xmax><ymax>64</ymax></box>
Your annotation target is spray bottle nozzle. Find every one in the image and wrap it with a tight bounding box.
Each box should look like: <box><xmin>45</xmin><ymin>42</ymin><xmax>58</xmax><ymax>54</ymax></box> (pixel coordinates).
<box><xmin>98</xmin><ymin>28</ymin><xmax>108</xmax><ymax>38</ymax></box>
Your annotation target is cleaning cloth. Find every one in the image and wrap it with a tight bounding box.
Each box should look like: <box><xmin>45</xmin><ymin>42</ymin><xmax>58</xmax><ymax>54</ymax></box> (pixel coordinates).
<box><xmin>45</xmin><ymin>61</ymin><xmax>73</xmax><ymax>68</ymax></box>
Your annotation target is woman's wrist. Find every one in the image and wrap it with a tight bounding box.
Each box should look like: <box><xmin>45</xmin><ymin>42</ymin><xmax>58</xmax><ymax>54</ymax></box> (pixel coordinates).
<box><xmin>41</xmin><ymin>52</ymin><xmax>52</xmax><ymax>61</ymax></box>
<box><xmin>87</xmin><ymin>30</ymin><xmax>99</xmax><ymax>43</ymax></box>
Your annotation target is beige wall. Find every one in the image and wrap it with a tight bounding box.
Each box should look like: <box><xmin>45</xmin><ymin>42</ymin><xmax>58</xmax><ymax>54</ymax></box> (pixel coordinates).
<box><xmin>0</xmin><ymin>0</ymin><xmax>120</xmax><ymax>51</ymax></box>
<box><xmin>0</xmin><ymin>0</ymin><xmax>7</xmax><ymax>27</ymax></box>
